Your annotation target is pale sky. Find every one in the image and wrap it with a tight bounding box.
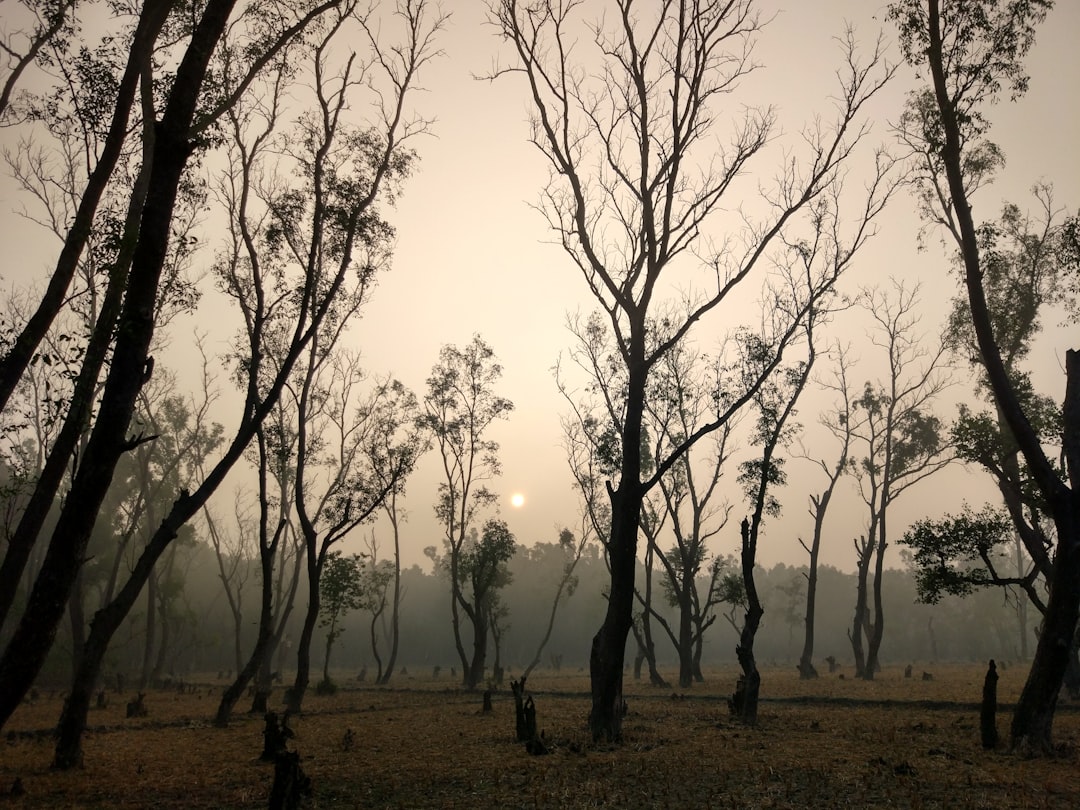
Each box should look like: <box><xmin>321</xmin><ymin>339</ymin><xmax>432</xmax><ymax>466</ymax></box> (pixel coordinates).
<box><xmin>2</xmin><ymin>1</ymin><xmax>1078</xmax><ymax>575</ymax></box>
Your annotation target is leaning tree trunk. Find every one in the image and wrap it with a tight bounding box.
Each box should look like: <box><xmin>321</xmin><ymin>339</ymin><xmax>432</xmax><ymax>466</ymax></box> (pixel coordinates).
<box><xmin>0</xmin><ymin>0</ymin><xmax>171</xmax><ymax>632</ymax></box>
<box><xmin>1010</xmin><ymin>504</ymin><xmax>1080</xmax><ymax>752</ymax></box>
<box><xmin>288</xmin><ymin>555</ymin><xmax>320</xmax><ymax>713</ymax></box>
<box><xmin>0</xmin><ymin>0</ymin><xmax>238</xmax><ymax>734</ymax></box>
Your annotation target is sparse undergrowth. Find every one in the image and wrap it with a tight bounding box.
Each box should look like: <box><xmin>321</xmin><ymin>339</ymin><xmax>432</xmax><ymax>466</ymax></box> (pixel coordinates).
<box><xmin>3</xmin><ymin>664</ymin><xmax>1080</xmax><ymax>808</ymax></box>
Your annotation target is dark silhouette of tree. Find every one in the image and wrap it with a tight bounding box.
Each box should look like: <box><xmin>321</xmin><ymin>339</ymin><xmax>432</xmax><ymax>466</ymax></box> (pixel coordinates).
<box><xmin>734</xmin><ymin>317</ymin><xmax>818</xmax><ymax>723</ymax></box>
<box><xmin>317</xmin><ymin>551</ymin><xmax>366</xmax><ymax>690</ymax></box>
<box><xmin>458</xmin><ymin>519</ymin><xmax>517</xmax><ymax>688</ymax></box>
<box><xmin>363</xmin><ymin>378</ymin><xmax>427</xmax><ymax>685</ymax></box>
<box><xmin>795</xmin><ymin>344</ymin><xmax>859</xmax><ymax>679</ymax></box>
<box><xmin>889</xmin><ymin>0</ymin><xmax>1077</xmax><ymax>752</ymax></box>
<box><xmin>647</xmin><ymin>344</ymin><xmax>737</xmax><ymax>688</ymax></box>
<box><xmin>3</xmin><ymin>0</ymin><xmax>442</xmax><ymax>763</ymax></box>
<box><xmin>422</xmin><ymin>335</ymin><xmax>513</xmax><ymax>687</ymax></box>
<box><xmin>849</xmin><ymin>281</ymin><xmax>953</xmax><ymax>679</ymax></box>
<box><xmin>492</xmin><ymin>0</ymin><xmax>897</xmax><ymax>740</ymax></box>
<box><xmin>0</xmin><ymin>0</ymin><xmax>249</xmax><ymax>740</ymax></box>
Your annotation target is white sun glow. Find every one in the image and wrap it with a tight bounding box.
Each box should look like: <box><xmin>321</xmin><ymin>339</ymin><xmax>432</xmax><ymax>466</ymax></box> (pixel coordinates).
<box><xmin>510</xmin><ymin>493</ymin><xmax>525</xmax><ymax>508</ymax></box>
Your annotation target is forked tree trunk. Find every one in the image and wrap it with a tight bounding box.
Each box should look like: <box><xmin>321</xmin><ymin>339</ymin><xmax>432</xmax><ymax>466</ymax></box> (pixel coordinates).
<box><xmin>849</xmin><ymin>537</ymin><xmax>872</xmax><ymax>679</ymax></box>
<box><xmin>865</xmin><ymin>504</ymin><xmax>890</xmax><ymax>679</ymax></box>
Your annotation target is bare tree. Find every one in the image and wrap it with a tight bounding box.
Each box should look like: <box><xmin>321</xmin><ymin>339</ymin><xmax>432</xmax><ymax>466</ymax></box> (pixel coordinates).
<box><xmin>364</xmin><ymin>378</ymin><xmax>427</xmax><ymax>685</ymax></box>
<box><xmin>492</xmin><ymin>0</ymin><xmax>896</xmax><ymax>740</ymax></box>
<box><xmin>204</xmin><ymin>491</ymin><xmax>257</xmax><ymax>677</ymax></box>
<box><xmin>646</xmin><ymin>344</ymin><xmax>737</xmax><ymax>688</ymax></box>
<box><xmin>795</xmin><ymin>344</ymin><xmax>858</xmax><ymax>679</ymax></box>
<box><xmin>522</xmin><ymin>525</ymin><xmax>592</xmax><ymax>680</ymax></box>
<box><xmin>850</xmin><ymin>280</ymin><xmax>953</xmax><ymax>679</ymax></box>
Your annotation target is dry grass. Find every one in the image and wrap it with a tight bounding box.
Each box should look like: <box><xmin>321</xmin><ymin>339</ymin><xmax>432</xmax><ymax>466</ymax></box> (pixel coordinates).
<box><xmin>4</xmin><ymin>663</ymin><xmax>1080</xmax><ymax>808</ymax></box>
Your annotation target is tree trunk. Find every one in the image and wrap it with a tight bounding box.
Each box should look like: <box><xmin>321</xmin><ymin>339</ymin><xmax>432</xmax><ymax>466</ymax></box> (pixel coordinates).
<box><xmin>677</xmin><ymin>589</ymin><xmax>693</xmax><ymax>688</ymax></box>
<box><xmin>865</xmin><ymin>506</ymin><xmax>889</xmax><ymax>679</ymax></box>
<box><xmin>215</xmin><ymin>534</ymin><xmax>276</xmax><ymax>727</ymax></box>
<box><xmin>1010</xmin><ymin>506</ymin><xmax>1080</xmax><ymax>752</ymax></box>
<box><xmin>849</xmin><ymin>537</ymin><xmax>872</xmax><ymax>679</ymax></box>
<box><xmin>449</xmin><ymin>560</ymin><xmax>470</xmax><ymax>687</ymax></box>
<box><xmin>589</xmin><ymin>483</ymin><xmax>638</xmax><ymax>741</ymax></box>
<box><xmin>321</xmin><ymin>629</ymin><xmax>335</xmax><ymax>687</ymax></box>
<box><xmin>734</xmin><ymin>518</ymin><xmax>764</xmax><ymax>725</ymax></box>
<box><xmin>288</xmin><ymin>558</ymin><xmax>320</xmax><ymax>713</ymax></box>
<box><xmin>139</xmin><ymin>570</ymin><xmax>157</xmax><ymax>690</ymax></box>
<box><xmin>466</xmin><ymin>607</ymin><xmax>488</xmax><ymax>689</ymax></box>
<box><xmin>798</xmin><ymin>517</ymin><xmax>823</xmax><ymax>679</ymax></box>
<box><xmin>378</xmin><ymin>511</ymin><xmax>402</xmax><ymax>685</ymax></box>
<box><xmin>67</xmin><ymin>571</ymin><xmax>87</xmax><ymax>684</ymax></box>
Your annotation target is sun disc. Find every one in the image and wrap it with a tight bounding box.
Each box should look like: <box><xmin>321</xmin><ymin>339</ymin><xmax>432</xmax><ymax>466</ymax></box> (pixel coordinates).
<box><xmin>510</xmin><ymin>493</ymin><xmax>525</xmax><ymax>508</ymax></box>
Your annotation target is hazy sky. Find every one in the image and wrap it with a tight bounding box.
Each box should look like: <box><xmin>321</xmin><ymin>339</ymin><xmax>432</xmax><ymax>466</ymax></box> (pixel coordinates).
<box><xmin>344</xmin><ymin>0</ymin><xmax>1079</xmax><ymax>573</ymax></box>
<box><xmin>3</xmin><ymin>1</ymin><xmax>1078</xmax><ymax>576</ymax></box>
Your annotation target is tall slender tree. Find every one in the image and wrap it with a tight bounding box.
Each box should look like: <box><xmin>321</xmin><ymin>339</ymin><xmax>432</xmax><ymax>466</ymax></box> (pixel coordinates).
<box><xmin>889</xmin><ymin>0</ymin><xmax>1078</xmax><ymax>752</ymax></box>
<box><xmin>493</xmin><ymin>0</ymin><xmax>897</xmax><ymax>740</ymax></box>
<box><xmin>850</xmin><ymin>280</ymin><xmax>953</xmax><ymax>679</ymax></box>
<box><xmin>422</xmin><ymin>335</ymin><xmax>513</xmax><ymax>688</ymax></box>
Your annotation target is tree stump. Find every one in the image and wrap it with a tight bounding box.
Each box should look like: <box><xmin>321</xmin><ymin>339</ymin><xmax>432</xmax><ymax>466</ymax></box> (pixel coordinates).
<box><xmin>981</xmin><ymin>659</ymin><xmax>999</xmax><ymax>750</ymax></box>
<box><xmin>825</xmin><ymin>656</ymin><xmax>838</xmax><ymax>674</ymax></box>
<box><xmin>125</xmin><ymin>692</ymin><xmax>147</xmax><ymax>718</ymax></box>
<box><xmin>511</xmin><ymin>677</ymin><xmax>529</xmax><ymax>742</ymax></box>
<box><xmin>904</xmin><ymin>664</ymin><xmax>913</xmax><ymax>678</ymax></box>
<box><xmin>268</xmin><ymin>750</ymin><xmax>310</xmax><ymax>810</ymax></box>
<box><xmin>523</xmin><ymin>695</ymin><xmax>538</xmax><ymax>741</ymax></box>
<box><xmin>482</xmin><ymin>690</ymin><xmax>493</xmax><ymax>713</ymax></box>
<box><xmin>96</xmin><ymin>690</ymin><xmax>107</xmax><ymax>709</ymax></box>
<box><xmin>261</xmin><ymin>711</ymin><xmax>295</xmax><ymax>762</ymax></box>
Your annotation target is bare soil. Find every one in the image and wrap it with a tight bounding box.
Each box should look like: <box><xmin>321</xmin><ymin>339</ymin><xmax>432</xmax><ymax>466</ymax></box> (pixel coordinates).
<box><xmin>3</xmin><ymin>663</ymin><xmax>1080</xmax><ymax>808</ymax></box>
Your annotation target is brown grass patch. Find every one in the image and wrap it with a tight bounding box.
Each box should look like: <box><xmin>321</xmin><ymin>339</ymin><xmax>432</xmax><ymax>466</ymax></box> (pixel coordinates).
<box><xmin>4</xmin><ymin>664</ymin><xmax>1080</xmax><ymax>808</ymax></box>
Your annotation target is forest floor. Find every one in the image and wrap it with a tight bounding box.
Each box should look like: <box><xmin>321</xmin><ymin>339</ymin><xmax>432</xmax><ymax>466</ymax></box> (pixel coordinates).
<box><xmin>3</xmin><ymin>663</ymin><xmax>1080</xmax><ymax>808</ymax></box>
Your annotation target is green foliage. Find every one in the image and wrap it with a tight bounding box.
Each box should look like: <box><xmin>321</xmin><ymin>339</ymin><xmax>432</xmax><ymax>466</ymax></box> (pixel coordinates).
<box><xmin>421</xmin><ymin>335</ymin><xmax>513</xmax><ymax>538</ymax></box>
<box><xmin>899</xmin><ymin>504</ymin><xmax>1014</xmax><ymax>604</ymax></box>
<box><xmin>319</xmin><ymin>551</ymin><xmax>367</xmax><ymax>640</ymax></box>
<box><xmin>460</xmin><ymin>518</ymin><xmax>517</xmax><ymax>606</ymax></box>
